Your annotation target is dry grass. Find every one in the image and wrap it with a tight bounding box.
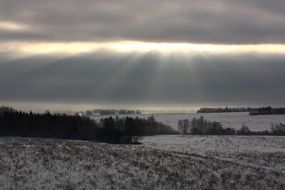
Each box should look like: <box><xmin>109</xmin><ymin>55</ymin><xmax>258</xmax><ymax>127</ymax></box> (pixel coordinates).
<box><xmin>0</xmin><ymin>137</ymin><xmax>284</xmax><ymax>190</ymax></box>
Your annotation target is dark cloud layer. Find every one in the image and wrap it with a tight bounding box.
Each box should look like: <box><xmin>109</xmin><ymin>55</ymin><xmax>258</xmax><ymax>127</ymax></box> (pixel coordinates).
<box><xmin>1</xmin><ymin>52</ymin><xmax>285</xmax><ymax>106</ymax></box>
<box><xmin>0</xmin><ymin>0</ymin><xmax>285</xmax><ymax>43</ymax></box>
<box><xmin>1</xmin><ymin>0</ymin><xmax>285</xmax><ymax>109</ymax></box>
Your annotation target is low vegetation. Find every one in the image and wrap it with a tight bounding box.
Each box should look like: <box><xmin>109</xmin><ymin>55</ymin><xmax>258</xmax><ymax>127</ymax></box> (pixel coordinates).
<box><xmin>1</xmin><ymin>137</ymin><xmax>284</xmax><ymax>190</ymax></box>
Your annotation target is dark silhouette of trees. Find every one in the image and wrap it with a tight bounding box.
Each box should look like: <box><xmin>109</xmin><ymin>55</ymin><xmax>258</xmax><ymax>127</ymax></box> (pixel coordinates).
<box><xmin>181</xmin><ymin>116</ymin><xmax>234</xmax><ymax>135</ymax></box>
<box><xmin>178</xmin><ymin>116</ymin><xmax>285</xmax><ymax>136</ymax></box>
<box><xmin>0</xmin><ymin>106</ymin><xmax>177</xmax><ymax>144</ymax></box>
<box><xmin>197</xmin><ymin>106</ymin><xmax>285</xmax><ymax>115</ymax></box>
<box><xmin>197</xmin><ymin>107</ymin><xmax>258</xmax><ymax>113</ymax></box>
<box><xmin>237</xmin><ymin>125</ymin><xmax>251</xmax><ymax>135</ymax></box>
<box><xmin>83</xmin><ymin>109</ymin><xmax>141</xmax><ymax>116</ymax></box>
<box><xmin>178</xmin><ymin>119</ymin><xmax>190</xmax><ymax>135</ymax></box>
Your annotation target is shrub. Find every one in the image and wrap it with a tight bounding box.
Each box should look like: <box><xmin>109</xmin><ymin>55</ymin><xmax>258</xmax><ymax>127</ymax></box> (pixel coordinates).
<box><xmin>271</xmin><ymin>123</ymin><xmax>285</xmax><ymax>135</ymax></box>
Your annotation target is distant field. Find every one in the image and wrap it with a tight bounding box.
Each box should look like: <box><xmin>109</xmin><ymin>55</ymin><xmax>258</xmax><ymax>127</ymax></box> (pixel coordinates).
<box><xmin>92</xmin><ymin>112</ymin><xmax>285</xmax><ymax>131</ymax></box>
<box><xmin>0</xmin><ymin>136</ymin><xmax>284</xmax><ymax>189</ymax></box>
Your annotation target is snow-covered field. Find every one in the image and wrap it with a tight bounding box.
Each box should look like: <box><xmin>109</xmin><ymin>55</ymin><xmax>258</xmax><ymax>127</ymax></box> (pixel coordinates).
<box><xmin>142</xmin><ymin>135</ymin><xmax>285</xmax><ymax>171</ymax></box>
<box><xmin>0</xmin><ymin>136</ymin><xmax>285</xmax><ymax>190</ymax></box>
<box><xmin>92</xmin><ymin>112</ymin><xmax>285</xmax><ymax>131</ymax></box>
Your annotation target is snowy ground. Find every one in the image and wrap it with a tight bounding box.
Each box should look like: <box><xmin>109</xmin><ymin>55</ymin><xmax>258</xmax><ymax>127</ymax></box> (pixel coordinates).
<box><xmin>0</xmin><ymin>137</ymin><xmax>285</xmax><ymax>190</ymax></box>
<box><xmin>142</xmin><ymin>135</ymin><xmax>285</xmax><ymax>171</ymax></box>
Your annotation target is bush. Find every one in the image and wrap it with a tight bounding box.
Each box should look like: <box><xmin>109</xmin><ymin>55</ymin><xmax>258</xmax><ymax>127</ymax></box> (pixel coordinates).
<box><xmin>237</xmin><ymin>125</ymin><xmax>251</xmax><ymax>135</ymax></box>
<box><xmin>271</xmin><ymin>123</ymin><xmax>285</xmax><ymax>135</ymax></box>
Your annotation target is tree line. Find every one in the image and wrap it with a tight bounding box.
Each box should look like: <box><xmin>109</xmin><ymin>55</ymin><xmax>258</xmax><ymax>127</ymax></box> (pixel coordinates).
<box><xmin>83</xmin><ymin>109</ymin><xmax>141</xmax><ymax>117</ymax></box>
<box><xmin>197</xmin><ymin>107</ymin><xmax>258</xmax><ymax>113</ymax></box>
<box><xmin>178</xmin><ymin>116</ymin><xmax>285</xmax><ymax>136</ymax></box>
<box><xmin>197</xmin><ymin>106</ymin><xmax>285</xmax><ymax>115</ymax></box>
<box><xmin>0</xmin><ymin>106</ymin><xmax>177</xmax><ymax>144</ymax></box>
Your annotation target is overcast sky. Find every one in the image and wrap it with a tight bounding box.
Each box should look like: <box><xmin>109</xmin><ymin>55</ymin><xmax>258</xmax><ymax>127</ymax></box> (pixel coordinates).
<box><xmin>0</xmin><ymin>0</ymin><xmax>285</xmax><ymax>111</ymax></box>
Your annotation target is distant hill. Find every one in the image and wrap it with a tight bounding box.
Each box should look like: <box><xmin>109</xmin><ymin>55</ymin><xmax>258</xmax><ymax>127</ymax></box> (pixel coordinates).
<box><xmin>82</xmin><ymin>109</ymin><xmax>141</xmax><ymax>116</ymax></box>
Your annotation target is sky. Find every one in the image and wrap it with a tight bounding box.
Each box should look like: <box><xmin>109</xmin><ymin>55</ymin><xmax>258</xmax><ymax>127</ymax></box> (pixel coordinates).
<box><xmin>0</xmin><ymin>0</ymin><xmax>285</xmax><ymax>111</ymax></box>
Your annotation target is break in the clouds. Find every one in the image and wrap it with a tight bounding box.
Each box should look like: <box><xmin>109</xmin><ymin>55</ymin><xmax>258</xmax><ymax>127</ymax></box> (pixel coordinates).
<box><xmin>1</xmin><ymin>0</ymin><xmax>285</xmax><ymax>110</ymax></box>
<box><xmin>0</xmin><ymin>0</ymin><xmax>285</xmax><ymax>43</ymax></box>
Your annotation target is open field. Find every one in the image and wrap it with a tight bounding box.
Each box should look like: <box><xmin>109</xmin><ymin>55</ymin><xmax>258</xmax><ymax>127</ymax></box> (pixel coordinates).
<box><xmin>0</xmin><ymin>136</ymin><xmax>284</xmax><ymax>190</ymax></box>
<box><xmin>142</xmin><ymin>135</ymin><xmax>285</xmax><ymax>171</ymax></box>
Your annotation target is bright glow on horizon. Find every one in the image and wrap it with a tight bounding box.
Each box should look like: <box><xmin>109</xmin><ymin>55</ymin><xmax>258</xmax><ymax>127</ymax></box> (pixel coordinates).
<box><xmin>0</xmin><ymin>21</ymin><xmax>29</xmax><ymax>31</ymax></box>
<box><xmin>1</xmin><ymin>41</ymin><xmax>285</xmax><ymax>55</ymax></box>
<box><xmin>0</xmin><ymin>100</ymin><xmax>213</xmax><ymax>113</ymax></box>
